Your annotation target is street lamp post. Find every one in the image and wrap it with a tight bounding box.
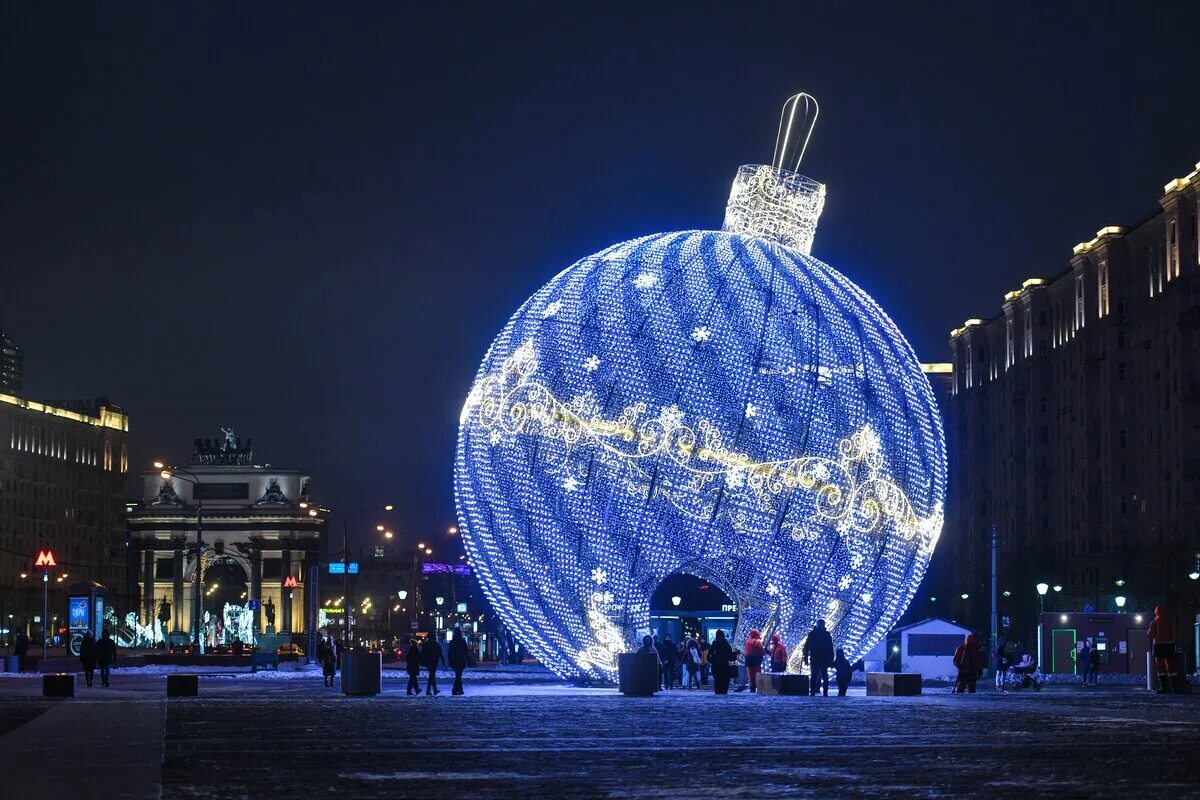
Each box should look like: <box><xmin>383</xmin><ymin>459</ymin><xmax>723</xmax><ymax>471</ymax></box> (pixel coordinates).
<box><xmin>1036</xmin><ymin>582</ymin><xmax>1049</xmax><ymax>674</ymax></box>
<box><xmin>41</xmin><ymin>570</ymin><xmax>49</xmax><ymax>659</ymax></box>
<box><xmin>156</xmin><ymin>464</ymin><xmax>204</xmax><ymax>650</ymax></box>
<box><xmin>307</xmin><ymin>504</ymin><xmax>391</xmax><ymax>650</ymax></box>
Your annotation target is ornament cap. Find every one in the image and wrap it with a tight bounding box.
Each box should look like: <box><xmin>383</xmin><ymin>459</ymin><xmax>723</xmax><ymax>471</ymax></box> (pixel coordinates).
<box><xmin>722</xmin><ymin>165</ymin><xmax>825</xmax><ymax>255</ymax></box>
<box><xmin>722</xmin><ymin>93</ymin><xmax>825</xmax><ymax>254</ymax></box>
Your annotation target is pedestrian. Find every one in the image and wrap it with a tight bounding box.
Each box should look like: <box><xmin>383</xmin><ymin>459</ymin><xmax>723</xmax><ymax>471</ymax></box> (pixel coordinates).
<box><xmin>952</xmin><ymin>633</ymin><xmax>983</xmax><ymax>694</ymax></box>
<box><xmin>659</xmin><ymin>635</ymin><xmax>678</xmax><ymax>690</ymax></box>
<box><xmin>1147</xmin><ymin>605</ymin><xmax>1177</xmax><ymax>694</ymax></box>
<box><xmin>708</xmin><ymin>630</ymin><xmax>736</xmax><ymax>695</ymax></box>
<box><xmin>636</xmin><ymin>633</ymin><xmax>662</xmax><ymax>687</ymax></box>
<box><xmin>448</xmin><ymin>626</ymin><xmax>470</xmax><ymax>695</ymax></box>
<box><xmin>318</xmin><ymin>635</ymin><xmax>337</xmax><ymax>687</ymax></box>
<box><xmin>1086</xmin><ymin>642</ymin><xmax>1100</xmax><ymax>686</ymax></box>
<box><xmin>405</xmin><ymin>638</ymin><xmax>423</xmax><ymax>696</ymax></box>
<box><xmin>699</xmin><ymin>639</ymin><xmax>710</xmax><ymax>686</ymax></box>
<box><xmin>802</xmin><ymin>620</ymin><xmax>834</xmax><ymax>696</ymax></box>
<box><xmin>832</xmin><ymin>647</ymin><xmax>853</xmax><ymax>697</ymax></box>
<box><xmin>767</xmin><ymin>632</ymin><xmax>788</xmax><ymax>673</ymax></box>
<box><xmin>994</xmin><ymin>636</ymin><xmax>1008</xmax><ymax>692</ymax></box>
<box><xmin>682</xmin><ymin>636</ymin><xmax>701</xmax><ymax>689</ymax></box>
<box><xmin>743</xmin><ymin>629</ymin><xmax>765</xmax><ymax>692</ymax></box>
<box><xmin>14</xmin><ymin>630</ymin><xmax>29</xmax><ymax>672</ymax></box>
<box><xmin>422</xmin><ymin>634</ymin><xmax>446</xmax><ymax>695</ymax></box>
<box><xmin>79</xmin><ymin>631</ymin><xmax>97</xmax><ymax>687</ymax></box>
<box><xmin>1078</xmin><ymin>640</ymin><xmax>1092</xmax><ymax>687</ymax></box>
<box><xmin>96</xmin><ymin>628</ymin><xmax>117</xmax><ymax>687</ymax></box>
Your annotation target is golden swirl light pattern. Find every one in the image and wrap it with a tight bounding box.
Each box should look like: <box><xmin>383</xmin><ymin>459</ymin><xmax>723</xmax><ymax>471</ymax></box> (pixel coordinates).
<box><xmin>464</xmin><ymin>340</ymin><xmax>941</xmax><ymax>551</ymax></box>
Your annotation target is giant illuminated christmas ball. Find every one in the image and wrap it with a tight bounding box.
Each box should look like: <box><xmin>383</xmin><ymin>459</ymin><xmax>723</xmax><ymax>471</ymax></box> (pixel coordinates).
<box><xmin>455</xmin><ymin>95</ymin><xmax>945</xmax><ymax>679</ymax></box>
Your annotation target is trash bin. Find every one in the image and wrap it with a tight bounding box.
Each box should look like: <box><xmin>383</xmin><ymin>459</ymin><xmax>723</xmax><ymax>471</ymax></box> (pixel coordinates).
<box><xmin>3</xmin><ymin>656</ymin><xmax>19</xmax><ymax>673</ymax></box>
<box><xmin>617</xmin><ymin>652</ymin><xmax>658</xmax><ymax>696</ymax></box>
<box><xmin>342</xmin><ymin>648</ymin><xmax>382</xmax><ymax>696</ymax></box>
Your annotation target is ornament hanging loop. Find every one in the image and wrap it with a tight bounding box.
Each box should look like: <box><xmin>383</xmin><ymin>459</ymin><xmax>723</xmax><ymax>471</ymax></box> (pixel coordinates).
<box><xmin>772</xmin><ymin>93</ymin><xmax>819</xmax><ymax>173</ymax></box>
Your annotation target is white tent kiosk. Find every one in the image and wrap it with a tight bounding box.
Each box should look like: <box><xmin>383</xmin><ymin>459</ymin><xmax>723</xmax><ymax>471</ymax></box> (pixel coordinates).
<box><xmin>888</xmin><ymin>618</ymin><xmax>974</xmax><ymax>678</ymax></box>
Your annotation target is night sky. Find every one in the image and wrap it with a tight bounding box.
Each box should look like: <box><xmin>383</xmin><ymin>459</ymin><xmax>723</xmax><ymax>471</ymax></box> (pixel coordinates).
<box><xmin>3</xmin><ymin>3</ymin><xmax>1198</xmax><ymax>548</ymax></box>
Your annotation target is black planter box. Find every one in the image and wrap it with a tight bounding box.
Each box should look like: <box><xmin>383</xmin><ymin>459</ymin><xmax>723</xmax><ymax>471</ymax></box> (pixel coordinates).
<box><xmin>43</xmin><ymin>673</ymin><xmax>74</xmax><ymax>697</ymax></box>
<box><xmin>167</xmin><ymin>673</ymin><xmax>199</xmax><ymax>697</ymax></box>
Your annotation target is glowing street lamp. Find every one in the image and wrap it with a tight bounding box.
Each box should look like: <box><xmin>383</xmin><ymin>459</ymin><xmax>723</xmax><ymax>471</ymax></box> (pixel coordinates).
<box><xmin>960</xmin><ymin>593</ymin><xmax>970</xmax><ymax>600</ymax></box>
<box><xmin>1052</xmin><ymin>585</ymin><xmax>1062</xmax><ymax>593</ymax></box>
<box><xmin>1036</xmin><ymin>583</ymin><xmax>1049</xmax><ymax>674</ymax></box>
<box><xmin>398</xmin><ymin>590</ymin><xmax>408</xmax><ymax>600</ymax></box>
<box><xmin>435</xmin><ymin>596</ymin><xmax>445</xmax><ymax>607</ymax></box>
<box><xmin>671</xmin><ymin>595</ymin><xmax>682</xmax><ymax>607</ymax></box>
<box><xmin>1115</xmin><ymin>595</ymin><xmax>1126</xmax><ymax>608</ymax></box>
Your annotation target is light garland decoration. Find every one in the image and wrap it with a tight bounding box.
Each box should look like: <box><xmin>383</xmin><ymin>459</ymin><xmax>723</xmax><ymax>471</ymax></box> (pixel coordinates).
<box><xmin>454</xmin><ymin>93</ymin><xmax>947</xmax><ymax>680</ymax></box>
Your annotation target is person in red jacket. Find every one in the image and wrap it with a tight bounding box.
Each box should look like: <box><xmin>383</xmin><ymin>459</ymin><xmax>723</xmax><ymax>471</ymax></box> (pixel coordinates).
<box><xmin>743</xmin><ymin>629</ymin><xmax>765</xmax><ymax>692</ymax></box>
<box><xmin>952</xmin><ymin>633</ymin><xmax>984</xmax><ymax>694</ymax></box>
<box><xmin>768</xmin><ymin>632</ymin><xmax>788</xmax><ymax>673</ymax></box>
<box><xmin>1147</xmin><ymin>605</ymin><xmax>1177</xmax><ymax>694</ymax></box>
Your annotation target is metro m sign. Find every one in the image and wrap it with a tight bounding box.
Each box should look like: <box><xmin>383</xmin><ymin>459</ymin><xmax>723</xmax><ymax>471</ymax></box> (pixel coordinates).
<box><xmin>283</xmin><ymin>575</ymin><xmax>299</xmax><ymax>588</ymax></box>
<box><xmin>35</xmin><ymin>550</ymin><xmax>57</xmax><ymax>568</ymax></box>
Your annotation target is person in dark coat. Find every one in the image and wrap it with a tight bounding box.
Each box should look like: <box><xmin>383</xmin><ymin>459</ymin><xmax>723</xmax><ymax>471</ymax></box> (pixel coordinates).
<box><xmin>318</xmin><ymin>635</ymin><xmax>337</xmax><ymax>687</ymax></box>
<box><xmin>405</xmin><ymin>638</ymin><xmax>423</xmax><ymax>696</ymax></box>
<box><xmin>448</xmin><ymin>626</ymin><xmax>471</xmax><ymax>696</ymax></box>
<box><xmin>708</xmin><ymin>630</ymin><xmax>737</xmax><ymax>695</ymax></box>
<box><xmin>1086</xmin><ymin>643</ymin><xmax>1100</xmax><ymax>686</ymax></box>
<box><xmin>421</xmin><ymin>634</ymin><xmax>446</xmax><ymax>695</ymax></box>
<box><xmin>802</xmin><ymin>620</ymin><xmax>835</xmax><ymax>696</ymax></box>
<box><xmin>658</xmin><ymin>635</ymin><xmax>678</xmax><ymax>690</ymax></box>
<box><xmin>79</xmin><ymin>631</ymin><xmax>98</xmax><ymax>687</ymax></box>
<box><xmin>14</xmin><ymin>630</ymin><xmax>29</xmax><ymax>672</ymax></box>
<box><xmin>96</xmin><ymin>628</ymin><xmax>117</xmax><ymax>687</ymax></box>
<box><xmin>953</xmin><ymin>633</ymin><xmax>984</xmax><ymax>693</ymax></box>
<box><xmin>1078</xmin><ymin>640</ymin><xmax>1092</xmax><ymax>687</ymax></box>
<box><xmin>832</xmin><ymin>647</ymin><xmax>854</xmax><ymax>697</ymax></box>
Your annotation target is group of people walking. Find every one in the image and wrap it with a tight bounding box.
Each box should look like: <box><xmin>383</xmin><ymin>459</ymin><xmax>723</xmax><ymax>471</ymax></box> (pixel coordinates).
<box><xmin>405</xmin><ymin>626</ymin><xmax>472</xmax><ymax>696</ymax></box>
<box><xmin>645</xmin><ymin>633</ymin><xmax>710</xmax><ymax>690</ymax></box>
<box><xmin>638</xmin><ymin>620</ymin><xmax>859</xmax><ymax>696</ymax></box>
<box><xmin>318</xmin><ymin>626</ymin><xmax>472</xmax><ymax>695</ymax></box>
<box><xmin>77</xmin><ymin>629</ymin><xmax>118</xmax><ymax>687</ymax></box>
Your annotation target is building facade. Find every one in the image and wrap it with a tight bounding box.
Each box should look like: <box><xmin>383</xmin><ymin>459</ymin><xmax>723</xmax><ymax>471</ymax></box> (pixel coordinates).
<box><xmin>0</xmin><ymin>394</ymin><xmax>129</xmax><ymax>642</ymax></box>
<box><xmin>126</xmin><ymin>434</ymin><xmax>323</xmax><ymax>648</ymax></box>
<box><xmin>947</xmin><ymin>160</ymin><xmax>1200</xmax><ymax>650</ymax></box>
<box><xmin>0</xmin><ymin>328</ymin><xmax>21</xmax><ymax>395</ymax></box>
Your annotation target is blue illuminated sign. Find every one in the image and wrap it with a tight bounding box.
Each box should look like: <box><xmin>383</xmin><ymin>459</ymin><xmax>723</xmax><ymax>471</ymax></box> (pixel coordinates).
<box><xmin>328</xmin><ymin>562</ymin><xmax>359</xmax><ymax>575</ymax></box>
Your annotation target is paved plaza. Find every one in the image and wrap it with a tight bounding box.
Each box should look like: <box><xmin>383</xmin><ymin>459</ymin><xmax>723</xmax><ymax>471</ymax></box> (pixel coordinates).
<box><xmin>1</xmin><ymin>669</ymin><xmax>1197</xmax><ymax>799</ymax></box>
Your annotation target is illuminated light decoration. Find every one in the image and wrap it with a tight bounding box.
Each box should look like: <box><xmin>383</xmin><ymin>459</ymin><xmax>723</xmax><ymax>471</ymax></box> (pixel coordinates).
<box><xmin>454</xmin><ymin>93</ymin><xmax>946</xmax><ymax>680</ymax></box>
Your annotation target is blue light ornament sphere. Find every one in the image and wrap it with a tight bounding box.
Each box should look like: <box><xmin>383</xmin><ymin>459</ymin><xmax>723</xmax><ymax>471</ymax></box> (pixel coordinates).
<box><xmin>455</xmin><ymin>161</ymin><xmax>946</xmax><ymax>680</ymax></box>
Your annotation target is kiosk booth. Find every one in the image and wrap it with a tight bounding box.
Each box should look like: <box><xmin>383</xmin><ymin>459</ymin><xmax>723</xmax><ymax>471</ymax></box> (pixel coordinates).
<box><xmin>67</xmin><ymin>580</ymin><xmax>108</xmax><ymax>657</ymax></box>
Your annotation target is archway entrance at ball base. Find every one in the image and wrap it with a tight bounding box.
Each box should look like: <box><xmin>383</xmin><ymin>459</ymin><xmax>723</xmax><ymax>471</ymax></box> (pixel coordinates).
<box><xmin>649</xmin><ymin>573</ymin><xmax>738</xmax><ymax>646</ymax></box>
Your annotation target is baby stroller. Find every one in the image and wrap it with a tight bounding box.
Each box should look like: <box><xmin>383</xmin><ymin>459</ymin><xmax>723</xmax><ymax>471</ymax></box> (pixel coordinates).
<box><xmin>1005</xmin><ymin>655</ymin><xmax>1042</xmax><ymax>691</ymax></box>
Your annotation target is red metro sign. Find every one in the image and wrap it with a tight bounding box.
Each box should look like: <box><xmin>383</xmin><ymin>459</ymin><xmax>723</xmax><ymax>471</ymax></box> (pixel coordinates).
<box><xmin>35</xmin><ymin>550</ymin><xmax>57</xmax><ymax>568</ymax></box>
<box><xmin>283</xmin><ymin>575</ymin><xmax>299</xmax><ymax>588</ymax></box>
